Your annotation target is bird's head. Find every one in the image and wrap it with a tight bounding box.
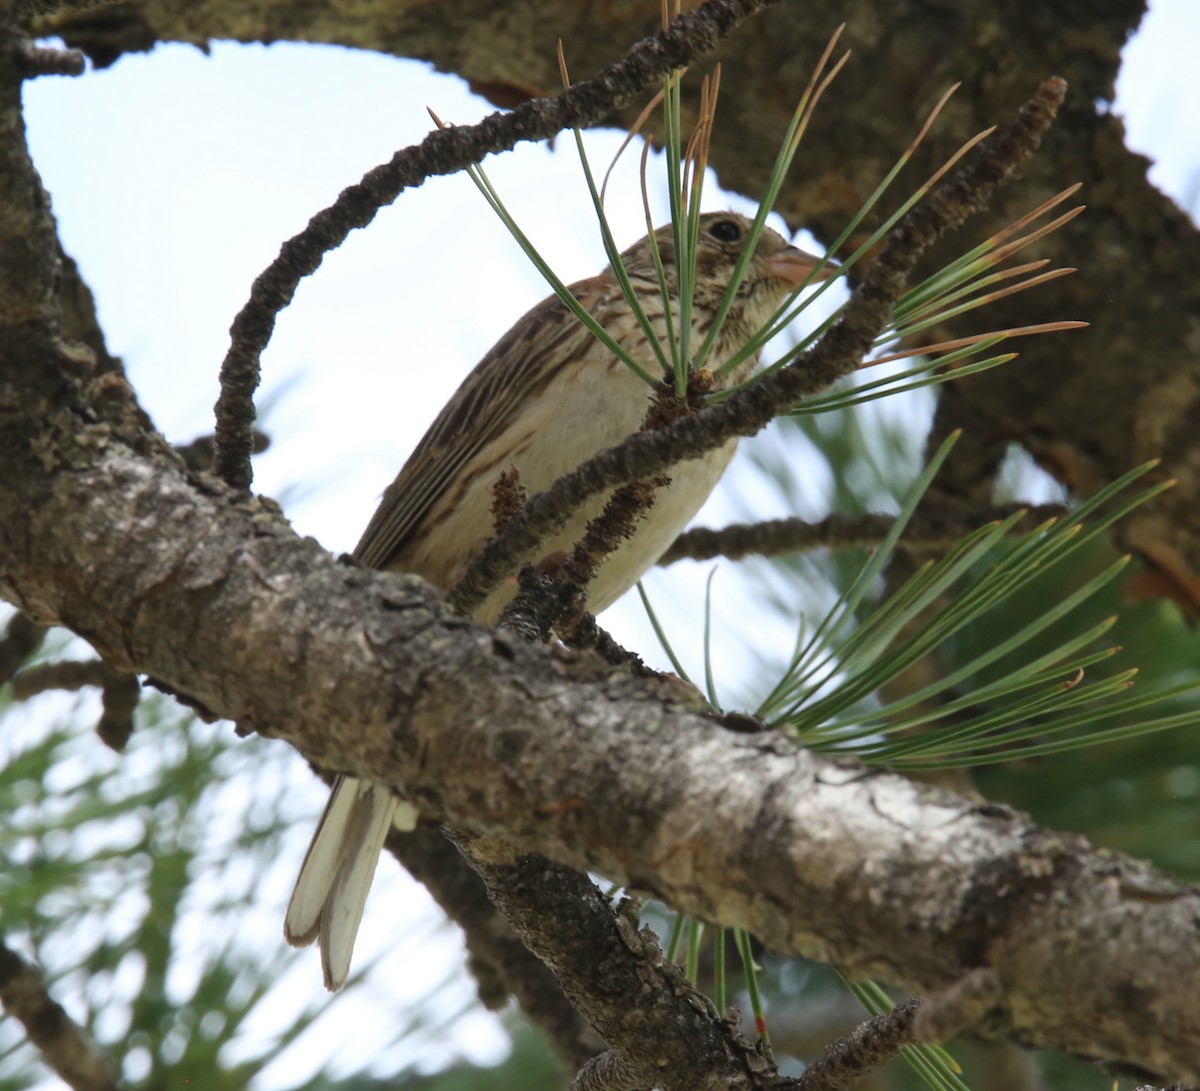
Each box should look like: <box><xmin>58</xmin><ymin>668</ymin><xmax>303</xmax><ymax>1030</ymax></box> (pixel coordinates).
<box><xmin>618</xmin><ymin>211</ymin><xmax>835</xmax><ymax>339</ymax></box>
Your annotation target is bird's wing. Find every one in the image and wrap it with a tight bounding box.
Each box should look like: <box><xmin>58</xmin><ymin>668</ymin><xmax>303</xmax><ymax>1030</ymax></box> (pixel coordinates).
<box><xmin>352</xmin><ymin>276</ymin><xmax>615</xmax><ymax>571</ymax></box>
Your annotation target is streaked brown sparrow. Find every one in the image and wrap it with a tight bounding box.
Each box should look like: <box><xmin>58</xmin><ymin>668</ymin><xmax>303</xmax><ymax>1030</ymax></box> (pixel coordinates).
<box><xmin>285</xmin><ymin>210</ymin><xmax>831</xmax><ymax>989</ymax></box>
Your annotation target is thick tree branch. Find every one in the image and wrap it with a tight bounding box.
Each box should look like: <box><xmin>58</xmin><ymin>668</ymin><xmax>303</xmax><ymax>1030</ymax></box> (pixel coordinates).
<box><xmin>1</xmin><ymin>406</ymin><xmax>1198</xmax><ymax>1080</ymax></box>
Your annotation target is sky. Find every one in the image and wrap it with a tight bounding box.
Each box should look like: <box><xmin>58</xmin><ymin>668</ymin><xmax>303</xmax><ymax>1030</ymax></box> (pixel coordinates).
<box><xmin>11</xmin><ymin>0</ymin><xmax>1200</xmax><ymax>1086</ymax></box>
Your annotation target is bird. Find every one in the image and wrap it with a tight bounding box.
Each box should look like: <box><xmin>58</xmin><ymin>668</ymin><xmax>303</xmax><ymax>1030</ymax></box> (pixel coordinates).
<box><xmin>284</xmin><ymin>210</ymin><xmax>833</xmax><ymax>989</ymax></box>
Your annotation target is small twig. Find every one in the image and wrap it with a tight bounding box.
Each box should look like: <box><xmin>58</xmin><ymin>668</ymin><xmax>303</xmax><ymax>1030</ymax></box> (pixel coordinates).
<box><xmin>11</xmin><ymin>658</ymin><xmax>110</xmax><ymax>698</ymax></box>
<box><xmin>97</xmin><ymin>670</ymin><xmax>139</xmax><ymax>752</ymax></box>
<box><xmin>447</xmin><ymin>77</ymin><xmax>1068</xmax><ymax>618</ymax></box>
<box><xmin>566</xmin><ymin>613</ymin><xmax>654</xmax><ymax>676</ymax></box>
<box><xmin>14</xmin><ymin>38</ymin><xmax>85</xmax><ymax>77</ymax></box>
<box><xmin>0</xmin><ymin>939</ymin><xmax>126</xmax><ymax>1091</ymax></box>
<box><xmin>497</xmin><ymin>562</ymin><xmax>574</xmax><ymax>645</ymax></box>
<box><xmin>212</xmin><ymin>0</ymin><xmax>782</xmax><ymax>489</ymax></box>
<box><xmin>0</xmin><ymin>611</ymin><xmax>46</xmax><ymax>686</ymax></box>
<box><xmin>789</xmin><ymin>998</ymin><xmax>921</xmax><ymax>1091</ymax></box>
<box><xmin>496</xmin><ymin>380</ymin><xmax>689</xmax><ymax>642</ymax></box>
<box><xmin>499</xmin><ymin>477</ymin><xmax>668</xmax><ymax>642</ymax></box>
<box><xmin>490</xmin><ymin>466</ymin><xmax>528</xmax><ymax>534</ymax></box>
<box><xmin>12</xmin><ymin>658</ymin><xmax>140</xmax><ymax>752</ymax></box>
<box><xmin>173</xmin><ymin>429</ymin><xmax>270</xmax><ymax>473</ymax></box>
<box><xmin>658</xmin><ymin>503</ymin><xmax>1069</xmax><ymax>565</ymax></box>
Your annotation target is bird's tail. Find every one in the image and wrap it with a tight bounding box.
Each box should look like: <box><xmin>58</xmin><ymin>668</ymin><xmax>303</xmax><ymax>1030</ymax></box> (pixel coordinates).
<box><xmin>284</xmin><ymin>775</ymin><xmax>397</xmax><ymax>990</ymax></box>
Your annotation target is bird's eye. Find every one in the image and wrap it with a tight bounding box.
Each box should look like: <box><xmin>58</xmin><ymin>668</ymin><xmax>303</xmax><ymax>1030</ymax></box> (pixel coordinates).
<box><xmin>708</xmin><ymin>218</ymin><xmax>742</xmax><ymax>244</ymax></box>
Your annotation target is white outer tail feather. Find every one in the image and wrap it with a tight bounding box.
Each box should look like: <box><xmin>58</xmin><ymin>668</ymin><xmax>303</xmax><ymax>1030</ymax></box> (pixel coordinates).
<box><xmin>284</xmin><ymin>776</ymin><xmax>397</xmax><ymax>990</ymax></box>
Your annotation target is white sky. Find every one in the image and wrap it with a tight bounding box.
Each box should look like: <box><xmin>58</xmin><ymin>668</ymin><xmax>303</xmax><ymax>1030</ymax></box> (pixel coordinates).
<box><xmin>13</xmin><ymin>0</ymin><xmax>1200</xmax><ymax>1085</ymax></box>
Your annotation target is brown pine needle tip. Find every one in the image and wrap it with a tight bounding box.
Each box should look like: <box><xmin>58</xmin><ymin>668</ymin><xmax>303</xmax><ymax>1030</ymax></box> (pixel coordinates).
<box><xmin>797</xmin><ymin>24</ymin><xmax>847</xmax><ymax>124</ymax></box>
<box><xmin>904</xmin><ymin>82</ymin><xmax>962</xmax><ymax>161</ymax></box>
<box><xmin>682</xmin><ymin>70</ymin><xmax>718</xmax><ymax>200</ymax></box>
<box><xmin>556</xmin><ymin>40</ymin><xmax>570</xmax><ymax>89</ymax></box>
<box><xmin>918</xmin><ymin>125</ymin><xmax>996</xmax><ymax>195</ymax></box>
<box><xmin>900</xmin><ymin>264</ymin><xmax>1077</xmax><ymax>330</ymax></box>
<box><xmin>804</xmin><ymin>49</ymin><xmax>851</xmax><ymax>132</ymax></box>
<box><xmin>968</xmin><ymin>266</ymin><xmax>1078</xmax><ymax>307</ymax></box>
<box><xmin>989</xmin><ymin>257</ymin><xmax>1053</xmax><ymax>280</ymax></box>
<box><xmin>797</xmin><ymin>28</ymin><xmax>851</xmax><ymax>135</ymax></box>
<box><xmin>1024</xmin><ymin>319</ymin><xmax>1088</xmax><ymax>333</ymax></box>
<box><xmin>602</xmin><ymin>88</ymin><xmax>667</xmax><ymax>205</ymax></box>
<box><xmin>989</xmin><ymin>205</ymin><xmax>1086</xmax><ymax>264</ymax></box>
<box><xmin>869</xmin><ymin>321</ymin><xmax>1086</xmax><ymax>367</ymax></box>
<box><xmin>692</xmin><ymin>67</ymin><xmax>721</xmax><ymax>186</ymax></box>
<box><xmin>986</xmin><ymin>183</ymin><xmax>1084</xmax><ymax>248</ymax></box>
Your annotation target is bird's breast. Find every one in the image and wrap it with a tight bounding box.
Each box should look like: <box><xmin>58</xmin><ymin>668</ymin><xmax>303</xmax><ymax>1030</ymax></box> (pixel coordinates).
<box><xmin>398</xmin><ymin>312</ymin><xmax>751</xmax><ymax>626</ymax></box>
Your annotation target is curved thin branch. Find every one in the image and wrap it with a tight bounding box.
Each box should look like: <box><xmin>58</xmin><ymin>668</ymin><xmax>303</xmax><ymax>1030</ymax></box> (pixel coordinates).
<box><xmin>212</xmin><ymin>0</ymin><xmax>781</xmax><ymax>489</ymax></box>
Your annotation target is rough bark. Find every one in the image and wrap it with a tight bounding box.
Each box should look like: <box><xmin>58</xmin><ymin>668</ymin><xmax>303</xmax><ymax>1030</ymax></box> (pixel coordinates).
<box><xmin>1</xmin><ymin>371</ymin><xmax>1198</xmax><ymax>1080</ymax></box>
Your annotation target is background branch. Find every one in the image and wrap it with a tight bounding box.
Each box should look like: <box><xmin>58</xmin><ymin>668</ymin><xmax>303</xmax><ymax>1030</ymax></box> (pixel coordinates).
<box><xmin>387</xmin><ymin>825</ymin><xmax>605</xmax><ymax>1069</ymax></box>
<box><xmin>0</xmin><ymin>939</ymin><xmax>125</xmax><ymax>1091</ymax></box>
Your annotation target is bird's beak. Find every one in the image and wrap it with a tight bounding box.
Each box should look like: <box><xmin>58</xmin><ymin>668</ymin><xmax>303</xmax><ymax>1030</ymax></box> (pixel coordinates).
<box><xmin>766</xmin><ymin>245</ymin><xmax>838</xmax><ymax>288</ymax></box>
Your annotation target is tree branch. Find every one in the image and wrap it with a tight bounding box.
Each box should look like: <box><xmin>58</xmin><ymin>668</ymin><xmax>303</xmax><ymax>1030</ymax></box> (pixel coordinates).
<box><xmin>1</xmin><ymin>412</ymin><xmax>1197</xmax><ymax>1079</ymax></box>
<box><xmin>792</xmin><ymin>999</ymin><xmax>920</xmax><ymax>1091</ymax></box>
<box><xmin>0</xmin><ymin>610</ymin><xmax>45</xmax><ymax>685</ymax></box>
<box><xmin>387</xmin><ymin>825</ymin><xmax>604</xmax><ymax>1069</ymax></box>
<box><xmin>212</xmin><ymin>0</ymin><xmax>781</xmax><ymax>489</ymax></box>
<box><xmin>657</xmin><ymin>504</ymin><xmax>1070</xmax><ymax>565</ymax></box>
<box><xmin>449</xmin><ymin>830</ymin><xmax>767</xmax><ymax>1091</ymax></box>
<box><xmin>0</xmin><ymin>939</ymin><xmax>125</xmax><ymax>1091</ymax></box>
